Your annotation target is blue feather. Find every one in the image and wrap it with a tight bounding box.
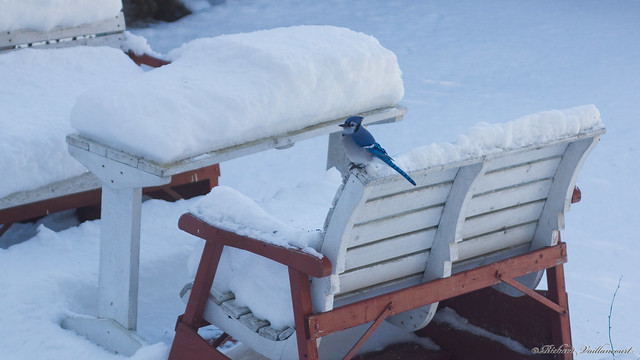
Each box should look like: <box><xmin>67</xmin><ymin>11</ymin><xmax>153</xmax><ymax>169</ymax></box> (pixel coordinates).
<box><xmin>366</xmin><ymin>143</ymin><xmax>416</xmax><ymax>186</ymax></box>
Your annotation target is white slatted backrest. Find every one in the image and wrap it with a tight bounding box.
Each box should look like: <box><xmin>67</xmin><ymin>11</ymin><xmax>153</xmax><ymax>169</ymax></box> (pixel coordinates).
<box><xmin>310</xmin><ymin>127</ymin><xmax>604</xmax><ymax>327</ymax></box>
<box><xmin>0</xmin><ymin>12</ymin><xmax>125</xmax><ymax>52</ymax></box>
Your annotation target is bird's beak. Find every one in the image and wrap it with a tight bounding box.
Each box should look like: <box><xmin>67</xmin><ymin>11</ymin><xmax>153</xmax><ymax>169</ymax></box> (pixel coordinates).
<box><xmin>339</xmin><ymin>123</ymin><xmax>347</xmax><ymax>128</ymax></box>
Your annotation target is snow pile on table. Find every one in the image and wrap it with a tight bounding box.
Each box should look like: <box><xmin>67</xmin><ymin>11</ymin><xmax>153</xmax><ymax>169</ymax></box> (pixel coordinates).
<box><xmin>0</xmin><ymin>0</ymin><xmax>122</xmax><ymax>32</ymax></box>
<box><xmin>186</xmin><ymin>169</ymin><xmax>343</xmax><ymax>330</ymax></box>
<box><xmin>370</xmin><ymin>104</ymin><xmax>604</xmax><ymax>177</ymax></box>
<box><xmin>70</xmin><ymin>25</ymin><xmax>404</xmax><ymax>164</ymax></box>
<box><xmin>0</xmin><ymin>46</ymin><xmax>143</xmax><ymax>199</ymax></box>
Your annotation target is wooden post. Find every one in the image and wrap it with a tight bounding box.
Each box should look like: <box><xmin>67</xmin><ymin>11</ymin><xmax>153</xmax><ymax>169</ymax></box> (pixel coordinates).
<box><xmin>289</xmin><ymin>268</ymin><xmax>319</xmax><ymax>360</ymax></box>
<box><xmin>327</xmin><ymin>131</ymin><xmax>348</xmax><ymax>174</ymax></box>
<box><xmin>65</xmin><ymin>143</ymin><xmax>172</xmax><ymax>355</ymax></box>
<box><xmin>547</xmin><ymin>264</ymin><xmax>573</xmax><ymax>360</ymax></box>
<box><xmin>98</xmin><ymin>185</ymin><xmax>142</xmax><ymax>330</ymax></box>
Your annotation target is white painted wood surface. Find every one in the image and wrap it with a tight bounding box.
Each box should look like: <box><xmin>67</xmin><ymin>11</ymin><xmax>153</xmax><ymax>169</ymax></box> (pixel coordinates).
<box><xmin>0</xmin><ymin>12</ymin><xmax>125</xmax><ymax>51</ymax></box>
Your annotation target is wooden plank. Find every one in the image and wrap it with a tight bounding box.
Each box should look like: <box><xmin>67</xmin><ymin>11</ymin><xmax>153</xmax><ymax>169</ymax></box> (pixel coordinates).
<box><xmin>484</xmin><ymin>142</ymin><xmax>567</xmax><ymax>173</ymax></box>
<box><xmin>349</xmin><ymin>205</ymin><xmax>444</xmax><ymax>248</ymax></box>
<box><xmin>344</xmin><ymin>228</ymin><xmax>436</xmax><ymax>271</ymax></box>
<box><xmin>0</xmin><ymin>12</ymin><xmax>125</xmax><ymax>50</ymax></box>
<box><xmin>363</xmin><ymin>167</ymin><xmax>457</xmax><ymax>199</ymax></box>
<box><xmin>338</xmin><ymin>251</ymin><xmax>428</xmax><ymax>294</ymax></box>
<box><xmin>308</xmin><ymin>243</ymin><xmax>568</xmax><ymax>339</ymax></box>
<box><xmin>334</xmin><ymin>273</ymin><xmax>423</xmax><ymax>304</ymax></box>
<box><xmin>462</xmin><ymin>200</ymin><xmax>546</xmax><ymax>240</ymax></box>
<box><xmin>355</xmin><ymin>181</ymin><xmax>452</xmax><ymax>224</ymax></box>
<box><xmin>474</xmin><ymin>157</ymin><xmax>562</xmax><ymax>194</ymax></box>
<box><xmin>0</xmin><ymin>172</ymin><xmax>101</xmax><ymax>210</ymax></box>
<box><xmin>452</xmin><ymin>243</ymin><xmax>531</xmax><ymax>274</ymax></box>
<box><xmin>66</xmin><ymin>106</ymin><xmax>406</xmax><ymax>179</ymax></box>
<box><xmin>466</xmin><ymin>178</ymin><xmax>552</xmax><ymax>217</ymax></box>
<box><xmin>457</xmin><ymin>222</ymin><xmax>537</xmax><ymax>261</ymax></box>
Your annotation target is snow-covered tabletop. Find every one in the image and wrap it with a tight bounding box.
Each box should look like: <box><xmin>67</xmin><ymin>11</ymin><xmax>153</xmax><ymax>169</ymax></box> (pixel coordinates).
<box><xmin>69</xmin><ymin>25</ymin><xmax>404</xmax><ymax>164</ymax></box>
<box><xmin>0</xmin><ymin>46</ymin><xmax>143</xmax><ymax>200</ymax></box>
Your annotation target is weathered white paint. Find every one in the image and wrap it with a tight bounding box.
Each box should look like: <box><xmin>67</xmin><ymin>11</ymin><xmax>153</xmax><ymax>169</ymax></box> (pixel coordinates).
<box><xmin>0</xmin><ymin>12</ymin><xmax>125</xmax><ymax>51</ymax></box>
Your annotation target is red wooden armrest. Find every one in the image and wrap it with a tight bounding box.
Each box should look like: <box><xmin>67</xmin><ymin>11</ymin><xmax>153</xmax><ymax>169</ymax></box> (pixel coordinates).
<box><xmin>178</xmin><ymin>213</ymin><xmax>332</xmax><ymax>278</ymax></box>
<box><xmin>126</xmin><ymin>50</ymin><xmax>171</xmax><ymax>68</ymax></box>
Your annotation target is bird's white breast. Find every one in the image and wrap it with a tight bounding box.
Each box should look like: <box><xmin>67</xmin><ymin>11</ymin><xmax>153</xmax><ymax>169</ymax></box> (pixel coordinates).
<box><xmin>342</xmin><ymin>135</ymin><xmax>373</xmax><ymax>164</ymax></box>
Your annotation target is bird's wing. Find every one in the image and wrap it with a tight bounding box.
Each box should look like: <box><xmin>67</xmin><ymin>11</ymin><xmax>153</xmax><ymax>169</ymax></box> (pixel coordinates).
<box><xmin>352</xmin><ymin>126</ymin><xmax>376</xmax><ymax>147</ymax></box>
<box><xmin>365</xmin><ymin>142</ymin><xmax>393</xmax><ymax>161</ymax></box>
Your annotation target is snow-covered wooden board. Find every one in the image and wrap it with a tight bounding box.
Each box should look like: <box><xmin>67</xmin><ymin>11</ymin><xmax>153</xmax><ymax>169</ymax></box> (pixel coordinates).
<box><xmin>66</xmin><ymin>106</ymin><xmax>406</xmax><ymax>180</ymax></box>
<box><xmin>0</xmin><ymin>12</ymin><xmax>125</xmax><ymax>51</ymax></box>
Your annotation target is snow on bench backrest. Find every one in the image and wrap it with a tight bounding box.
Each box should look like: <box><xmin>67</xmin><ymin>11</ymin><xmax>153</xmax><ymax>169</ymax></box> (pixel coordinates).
<box><xmin>0</xmin><ymin>1</ymin><xmax>125</xmax><ymax>52</ymax></box>
<box><xmin>312</xmin><ymin>105</ymin><xmax>605</xmax><ymax>330</ymax></box>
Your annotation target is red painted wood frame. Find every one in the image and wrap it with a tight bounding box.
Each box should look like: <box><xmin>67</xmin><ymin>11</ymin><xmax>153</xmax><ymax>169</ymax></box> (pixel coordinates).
<box><xmin>169</xmin><ymin>213</ymin><xmax>574</xmax><ymax>360</ymax></box>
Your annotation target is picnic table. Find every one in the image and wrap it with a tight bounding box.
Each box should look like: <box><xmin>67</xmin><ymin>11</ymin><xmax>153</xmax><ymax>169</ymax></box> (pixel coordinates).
<box><xmin>62</xmin><ymin>25</ymin><xmax>406</xmax><ymax>355</ymax></box>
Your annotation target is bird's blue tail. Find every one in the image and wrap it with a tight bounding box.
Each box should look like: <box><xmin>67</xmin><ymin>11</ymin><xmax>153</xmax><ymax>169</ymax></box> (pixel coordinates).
<box><xmin>375</xmin><ymin>154</ymin><xmax>417</xmax><ymax>186</ymax></box>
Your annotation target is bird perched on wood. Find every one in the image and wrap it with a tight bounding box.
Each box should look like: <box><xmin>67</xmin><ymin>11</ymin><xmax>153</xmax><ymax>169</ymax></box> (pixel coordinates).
<box><xmin>339</xmin><ymin>116</ymin><xmax>416</xmax><ymax>186</ymax></box>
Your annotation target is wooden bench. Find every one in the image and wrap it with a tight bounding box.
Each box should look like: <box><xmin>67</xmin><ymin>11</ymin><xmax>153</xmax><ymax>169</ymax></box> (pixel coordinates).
<box><xmin>170</xmin><ymin>112</ymin><xmax>604</xmax><ymax>360</ymax></box>
<box><xmin>0</xmin><ymin>9</ymin><xmax>218</xmax><ymax>240</ymax></box>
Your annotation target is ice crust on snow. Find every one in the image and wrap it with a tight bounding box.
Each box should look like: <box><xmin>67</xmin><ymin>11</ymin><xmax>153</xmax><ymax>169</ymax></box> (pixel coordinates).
<box><xmin>0</xmin><ymin>0</ymin><xmax>122</xmax><ymax>32</ymax></box>
<box><xmin>70</xmin><ymin>25</ymin><xmax>405</xmax><ymax>164</ymax></box>
<box><xmin>186</xmin><ymin>105</ymin><xmax>603</xmax><ymax>330</ymax></box>
<box><xmin>0</xmin><ymin>46</ymin><xmax>143</xmax><ymax>199</ymax></box>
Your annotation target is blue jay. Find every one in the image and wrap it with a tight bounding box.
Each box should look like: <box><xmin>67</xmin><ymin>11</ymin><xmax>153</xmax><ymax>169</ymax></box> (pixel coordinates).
<box><xmin>339</xmin><ymin>116</ymin><xmax>416</xmax><ymax>186</ymax></box>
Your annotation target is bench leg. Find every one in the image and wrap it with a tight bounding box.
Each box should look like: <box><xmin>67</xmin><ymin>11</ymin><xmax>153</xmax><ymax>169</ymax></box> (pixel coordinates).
<box><xmin>547</xmin><ymin>264</ymin><xmax>573</xmax><ymax>360</ymax></box>
<box><xmin>289</xmin><ymin>268</ymin><xmax>319</xmax><ymax>360</ymax></box>
<box><xmin>0</xmin><ymin>223</ymin><xmax>13</xmax><ymax>238</ymax></box>
<box><xmin>170</xmin><ymin>240</ymin><xmax>228</xmax><ymax>360</ymax></box>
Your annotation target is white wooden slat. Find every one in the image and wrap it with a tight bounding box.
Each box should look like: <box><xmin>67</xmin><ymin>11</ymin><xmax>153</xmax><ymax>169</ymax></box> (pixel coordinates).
<box><xmin>484</xmin><ymin>142</ymin><xmax>567</xmax><ymax>173</ymax></box>
<box><xmin>338</xmin><ymin>252</ymin><xmax>428</xmax><ymax>295</ymax></box>
<box><xmin>362</xmin><ymin>167</ymin><xmax>458</xmax><ymax>199</ymax></box>
<box><xmin>0</xmin><ymin>13</ymin><xmax>125</xmax><ymax>50</ymax></box>
<box><xmin>0</xmin><ymin>172</ymin><xmax>101</xmax><ymax>210</ymax></box>
<box><xmin>456</xmin><ymin>222</ymin><xmax>537</xmax><ymax>261</ymax></box>
<box><xmin>345</xmin><ymin>229</ymin><xmax>435</xmax><ymax>271</ymax></box>
<box><xmin>355</xmin><ymin>181</ymin><xmax>452</xmax><ymax>224</ymax></box>
<box><xmin>452</xmin><ymin>243</ymin><xmax>531</xmax><ymax>274</ymax></box>
<box><xmin>474</xmin><ymin>156</ymin><xmax>562</xmax><ymax>194</ymax></box>
<box><xmin>349</xmin><ymin>205</ymin><xmax>444</xmax><ymax>248</ymax></box>
<box><xmin>461</xmin><ymin>200</ymin><xmax>545</xmax><ymax>240</ymax></box>
<box><xmin>334</xmin><ymin>273</ymin><xmax>423</xmax><ymax>304</ymax></box>
<box><xmin>466</xmin><ymin>178</ymin><xmax>552</xmax><ymax>217</ymax></box>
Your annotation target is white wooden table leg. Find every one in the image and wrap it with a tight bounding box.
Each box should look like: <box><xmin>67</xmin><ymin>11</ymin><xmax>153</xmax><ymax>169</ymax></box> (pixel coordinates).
<box><xmin>65</xmin><ymin>143</ymin><xmax>171</xmax><ymax>355</ymax></box>
<box><xmin>327</xmin><ymin>131</ymin><xmax>348</xmax><ymax>174</ymax></box>
<box><xmin>99</xmin><ymin>185</ymin><xmax>142</xmax><ymax>330</ymax></box>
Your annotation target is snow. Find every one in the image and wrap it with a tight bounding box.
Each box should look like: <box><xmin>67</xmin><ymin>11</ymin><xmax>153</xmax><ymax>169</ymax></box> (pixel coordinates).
<box><xmin>364</xmin><ymin>104</ymin><xmax>603</xmax><ymax>178</ymax></box>
<box><xmin>1</xmin><ymin>1</ymin><xmax>639</xmax><ymax>359</ymax></box>
<box><xmin>434</xmin><ymin>307</ymin><xmax>530</xmax><ymax>355</ymax></box>
<box><xmin>70</xmin><ymin>25</ymin><xmax>404</xmax><ymax>164</ymax></box>
<box><xmin>186</xmin><ymin>169</ymin><xmax>341</xmax><ymax>329</ymax></box>
<box><xmin>0</xmin><ymin>0</ymin><xmax>123</xmax><ymax>32</ymax></box>
<box><xmin>0</xmin><ymin>46</ymin><xmax>143</xmax><ymax>199</ymax></box>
